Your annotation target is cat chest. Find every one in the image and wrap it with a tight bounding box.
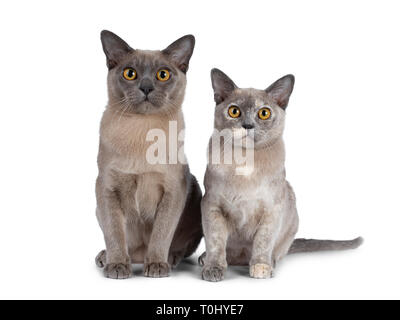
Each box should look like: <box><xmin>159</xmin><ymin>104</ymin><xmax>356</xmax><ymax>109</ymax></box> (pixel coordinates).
<box><xmin>117</xmin><ymin>172</ymin><xmax>164</xmax><ymax>221</ymax></box>
<box><xmin>219</xmin><ymin>181</ymin><xmax>276</xmax><ymax>231</ymax></box>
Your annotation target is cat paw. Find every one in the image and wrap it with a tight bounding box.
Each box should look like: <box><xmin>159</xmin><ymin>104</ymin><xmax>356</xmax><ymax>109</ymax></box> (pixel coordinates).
<box><xmin>103</xmin><ymin>263</ymin><xmax>132</xmax><ymax>279</ymax></box>
<box><xmin>95</xmin><ymin>250</ymin><xmax>107</xmax><ymax>268</ymax></box>
<box><xmin>168</xmin><ymin>253</ymin><xmax>184</xmax><ymax>269</ymax></box>
<box><xmin>198</xmin><ymin>252</ymin><xmax>206</xmax><ymax>266</ymax></box>
<box><xmin>249</xmin><ymin>263</ymin><xmax>272</xmax><ymax>279</ymax></box>
<box><xmin>143</xmin><ymin>262</ymin><xmax>170</xmax><ymax>278</ymax></box>
<box><xmin>202</xmin><ymin>266</ymin><xmax>225</xmax><ymax>282</ymax></box>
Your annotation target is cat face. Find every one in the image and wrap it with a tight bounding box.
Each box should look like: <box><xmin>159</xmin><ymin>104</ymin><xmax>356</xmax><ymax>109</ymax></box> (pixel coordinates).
<box><xmin>211</xmin><ymin>69</ymin><xmax>295</xmax><ymax>149</ymax></box>
<box><xmin>101</xmin><ymin>30</ymin><xmax>195</xmax><ymax>115</ymax></box>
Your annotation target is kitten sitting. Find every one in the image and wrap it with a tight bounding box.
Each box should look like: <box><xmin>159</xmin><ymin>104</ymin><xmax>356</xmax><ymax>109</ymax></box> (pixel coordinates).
<box><xmin>200</xmin><ymin>69</ymin><xmax>362</xmax><ymax>281</ymax></box>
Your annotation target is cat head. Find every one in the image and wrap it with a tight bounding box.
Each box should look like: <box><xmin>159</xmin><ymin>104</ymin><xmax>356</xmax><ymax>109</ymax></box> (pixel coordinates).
<box><xmin>211</xmin><ymin>68</ymin><xmax>295</xmax><ymax>149</ymax></box>
<box><xmin>101</xmin><ymin>30</ymin><xmax>195</xmax><ymax>115</ymax></box>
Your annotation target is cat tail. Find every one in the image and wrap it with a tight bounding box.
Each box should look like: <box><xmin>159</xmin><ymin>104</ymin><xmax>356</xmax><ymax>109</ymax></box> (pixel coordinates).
<box><xmin>288</xmin><ymin>237</ymin><xmax>363</xmax><ymax>254</ymax></box>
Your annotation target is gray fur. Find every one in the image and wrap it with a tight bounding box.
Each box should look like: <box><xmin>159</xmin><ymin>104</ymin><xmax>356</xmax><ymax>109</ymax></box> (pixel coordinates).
<box><xmin>289</xmin><ymin>237</ymin><xmax>364</xmax><ymax>254</ymax></box>
<box><xmin>201</xmin><ymin>69</ymin><xmax>362</xmax><ymax>281</ymax></box>
<box><xmin>95</xmin><ymin>31</ymin><xmax>202</xmax><ymax>279</ymax></box>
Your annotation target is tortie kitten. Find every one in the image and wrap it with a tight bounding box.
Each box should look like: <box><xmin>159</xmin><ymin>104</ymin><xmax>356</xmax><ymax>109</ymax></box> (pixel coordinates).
<box><xmin>200</xmin><ymin>69</ymin><xmax>362</xmax><ymax>281</ymax></box>
<box><xmin>95</xmin><ymin>31</ymin><xmax>202</xmax><ymax>279</ymax></box>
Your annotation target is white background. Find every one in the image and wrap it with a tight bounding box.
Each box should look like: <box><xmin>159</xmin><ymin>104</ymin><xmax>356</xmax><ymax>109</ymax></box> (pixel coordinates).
<box><xmin>0</xmin><ymin>0</ymin><xmax>399</xmax><ymax>300</ymax></box>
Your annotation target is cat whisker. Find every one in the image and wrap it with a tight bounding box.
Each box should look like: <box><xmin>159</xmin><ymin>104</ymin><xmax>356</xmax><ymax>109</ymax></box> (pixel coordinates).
<box><xmin>116</xmin><ymin>102</ymin><xmax>132</xmax><ymax>124</ymax></box>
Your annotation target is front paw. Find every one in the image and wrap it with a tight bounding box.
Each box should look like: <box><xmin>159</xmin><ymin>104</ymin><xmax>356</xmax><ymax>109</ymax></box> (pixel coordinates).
<box><xmin>249</xmin><ymin>263</ymin><xmax>272</xmax><ymax>279</ymax></box>
<box><xmin>103</xmin><ymin>263</ymin><xmax>132</xmax><ymax>279</ymax></box>
<box><xmin>144</xmin><ymin>262</ymin><xmax>170</xmax><ymax>278</ymax></box>
<box><xmin>202</xmin><ymin>266</ymin><xmax>225</xmax><ymax>282</ymax></box>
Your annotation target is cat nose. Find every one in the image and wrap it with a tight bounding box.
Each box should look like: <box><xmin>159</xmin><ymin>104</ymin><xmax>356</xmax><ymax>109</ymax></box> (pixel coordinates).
<box><xmin>139</xmin><ymin>79</ymin><xmax>154</xmax><ymax>95</ymax></box>
<box><xmin>242</xmin><ymin>123</ymin><xmax>254</xmax><ymax>130</ymax></box>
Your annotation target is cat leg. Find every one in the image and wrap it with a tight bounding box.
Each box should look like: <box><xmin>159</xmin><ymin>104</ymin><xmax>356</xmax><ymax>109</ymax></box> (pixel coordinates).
<box><xmin>272</xmin><ymin>206</ymin><xmax>299</xmax><ymax>264</ymax></box>
<box><xmin>126</xmin><ymin>217</ymin><xmax>148</xmax><ymax>264</ymax></box>
<box><xmin>144</xmin><ymin>181</ymin><xmax>187</xmax><ymax>278</ymax></box>
<box><xmin>201</xmin><ymin>198</ymin><xmax>229</xmax><ymax>282</ymax></box>
<box><xmin>169</xmin><ymin>175</ymin><xmax>203</xmax><ymax>269</ymax></box>
<box><xmin>96</xmin><ymin>181</ymin><xmax>132</xmax><ymax>279</ymax></box>
<box><xmin>273</xmin><ymin>229</ymin><xmax>297</xmax><ymax>265</ymax></box>
<box><xmin>249</xmin><ymin>215</ymin><xmax>279</xmax><ymax>279</ymax></box>
<box><xmin>96</xmin><ymin>213</ymin><xmax>145</xmax><ymax>270</ymax></box>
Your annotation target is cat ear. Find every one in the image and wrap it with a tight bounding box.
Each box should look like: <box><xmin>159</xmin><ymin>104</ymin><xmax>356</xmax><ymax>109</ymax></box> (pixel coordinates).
<box><xmin>101</xmin><ymin>30</ymin><xmax>134</xmax><ymax>69</ymax></box>
<box><xmin>162</xmin><ymin>35</ymin><xmax>195</xmax><ymax>73</ymax></box>
<box><xmin>265</xmin><ymin>75</ymin><xmax>295</xmax><ymax>109</ymax></box>
<box><xmin>211</xmin><ymin>68</ymin><xmax>238</xmax><ymax>104</ymax></box>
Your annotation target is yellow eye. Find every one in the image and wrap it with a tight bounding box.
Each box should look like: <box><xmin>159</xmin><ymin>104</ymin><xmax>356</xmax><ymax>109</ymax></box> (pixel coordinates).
<box><xmin>228</xmin><ymin>106</ymin><xmax>241</xmax><ymax>118</ymax></box>
<box><xmin>123</xmin><ymin>68</ymin><xmax>137</xmax><ymax>80</ymax></box>
<box><xmin>258</xmin><ymin>107</ymin><xmax>272</xmax><ymax>120</ymax></box>
<box><xmin>157</xmin><ymin>69</ymin><xmax>170</xmax><ymax>81</ymax></box>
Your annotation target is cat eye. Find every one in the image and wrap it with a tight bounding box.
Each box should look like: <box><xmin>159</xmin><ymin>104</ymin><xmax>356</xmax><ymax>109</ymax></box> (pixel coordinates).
<box><xmin>258</xmin><ymin>107</ymin><xmax>272</xmax><ymax>120</ymax></box>
<box><xmin>228</xmin><ymin>105</ymin><xmax>241</xmax><ymax>118</ymax></box>
<box><xmin>123</xmin><ymin>68</ymin><xmax>137</xmax><ymax>80</ymax></box>
<box><xmin>156</xmin><ymin>69</ymin><xmax>171</xmax><ymax>82</ymax></box>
